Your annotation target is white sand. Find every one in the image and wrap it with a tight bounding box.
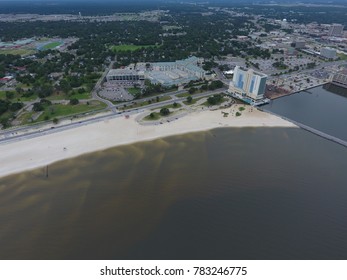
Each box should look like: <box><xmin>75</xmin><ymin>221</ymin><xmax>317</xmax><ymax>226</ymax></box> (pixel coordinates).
<box><xmin>0</xmin><ymin>107</ymin><xmax>296</xmax><ymax>178</ymax></box>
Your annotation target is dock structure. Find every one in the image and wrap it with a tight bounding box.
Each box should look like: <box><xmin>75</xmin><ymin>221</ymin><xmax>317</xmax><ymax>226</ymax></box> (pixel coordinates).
<box><xmin>331</xmin><ymin>69</ymin><xmax>347</xmax><ymax>89</ymax></box>
<box><xmin>259</xmin><ymin>108</ymin><xmax>347</xmax><ymax>148</ymax></box>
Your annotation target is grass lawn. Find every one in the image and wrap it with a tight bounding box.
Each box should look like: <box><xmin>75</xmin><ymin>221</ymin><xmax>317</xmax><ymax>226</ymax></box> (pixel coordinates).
<box><xmin>0</xmin><ymin>91</ymin><xmax>10</xmax><ymax>99</ymax></box>
<box><xmin>42</xmin><ymin>42</ymin><xmax>62</xmax><ymax>50</ymax></box>
<box><xmin>176</xmin><ymin>92</ymin><xmax>190</xmax><ymax>98</ymax></box>
<box><xmin>35</xmin><ymin>101</ymin><xmax>106</xmax><ymax>122</ymax></box>
<box><xmin>151</xmin><ymin>103</ymin><xmax>182</xmax><ymax>110</ymax></box>
<box><xmin>46</xmin><ymin>91</ymin><xmax>91</xmax><ymax>101</ymax></box>
<box><xmin>127</xmin><ymin>87</ymin><xmax>141</xmax><ymax>95</ymax></box>
<box><xmin>17</xmin><ymin>94</ymin><xmax>38</xmax><ymax>102</ymax></box>
<box><xmin>120</xmin><ymin>96</ymin><xmax>171</xmax><ymax>110</ymax></box>
<box><xmin>70</xmin><ymin>91</ymin><xmax>92</xmax><ymax>100</ymax></box>
<box><xmin>46</xmin><ymin>93</ymin><xmax>67</xmax><ymax>101</ymax></box>
<box><xmin>17</xmin><ymin>111</ymin><xmax>35</xmax><ymax>125</ymax></box>
<box><xmin>111</xmin><ymin>44</ymin><xmax>157</xmax><ymax>52</ymax></box>
<box><xmin>338</xmin><ymin>53</ymin><xmax>347</xmax><ymax>60</ymax></box>
<box><xmin>0</xmin><ymin>49</ymin><xmax>36</xmax><ymax>56</ymax></box>
<box><xmin>183</xmin><ymin>97</ymin><xmax>205</xmax><ymax>105</ymax></box>
<box><xmin>144</xmin><ymin>112</ymin><xmax>161</xmax><ymax>121</ymax></box>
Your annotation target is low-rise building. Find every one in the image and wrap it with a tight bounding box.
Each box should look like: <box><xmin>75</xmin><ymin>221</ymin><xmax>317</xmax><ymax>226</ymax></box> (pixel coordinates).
<box><xmin>106</xmin><ymin>57</ymin><xmax>206</xmax><ymax>87</ymax></box>
<box><xmin>320</xmin><ymin>47</ymin><xmax>337</xmax><ymax>59</ymax></box>
<box><xmin>292</xmin><ymin>41</ymin><xmax>306</xmax><ymax>49</ymax></box>
<box><xmin>106</xmin><ymin>69</ymin><xmax>145</xmax><ymax>82</ymax></box>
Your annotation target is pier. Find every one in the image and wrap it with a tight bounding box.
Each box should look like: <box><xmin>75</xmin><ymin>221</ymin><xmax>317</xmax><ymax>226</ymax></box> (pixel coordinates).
<box><xmin>259</xmin><ymin>108</ymin><xmax>347</xmax><ymax>148</ymax></box>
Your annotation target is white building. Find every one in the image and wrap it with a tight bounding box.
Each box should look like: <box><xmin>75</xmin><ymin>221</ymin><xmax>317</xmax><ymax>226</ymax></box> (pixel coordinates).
<box><xmin>320</xmin><ymin>47</ymin><xmax>337</xmax><ymax>59</ymax></box>
<box><xmin>328</xmin><ymin>24</ymin><xmax>344</xmax><ymax>37</ymax></box>
<box><xmin>229</xmin><ymin>66</ymin><xmax>267</xmax><ymax>101</ymax></box>
<box><xmin>106</xmin><ymin>69</ymin><xmax>145</xmax><ymax>82</ymax></box>
<box><xmin>107</xmin><ymin>57</ymin><xmax>206</xmax><ymax>87</ymax></box>
<box><xmin>152</xmin><ymin>56</ymin><xmax>206</xmax><ymax>79</ymax></box>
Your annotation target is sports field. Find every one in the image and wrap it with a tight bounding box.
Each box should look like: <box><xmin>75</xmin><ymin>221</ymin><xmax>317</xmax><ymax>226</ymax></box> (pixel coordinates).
<box><xmin>41</xmin><ymin>42</ymin><xmax>62</xmax><ymax>50</ymax></box>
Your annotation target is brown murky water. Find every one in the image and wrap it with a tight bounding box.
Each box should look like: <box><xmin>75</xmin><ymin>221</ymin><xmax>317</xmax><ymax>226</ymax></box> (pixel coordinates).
<box><xmin>1</xmin><ymin>127</ymin><xmax>347</xmax><ymax>259</ymax></box>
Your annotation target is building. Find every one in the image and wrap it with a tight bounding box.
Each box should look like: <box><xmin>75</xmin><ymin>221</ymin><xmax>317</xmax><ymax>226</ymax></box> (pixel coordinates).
<box><xmin>320</xmin><ymin>47</ymin><xmax>337</xmax><ymax>59</ymax></box>
<box><xmin>107</xmin><ymin>57</ymin><xmax>206</xmax><ymax>87</ymax></box>
<box><xmin>328</xmin><ymin>24</ymin><xmax>344</xmax><ymax>37</ymax></box>
<box><xmin>106</xmin><ymin>69</ymin><xmax>145</xmax><ymax>82</ymax></box>
<box><xmin>332</xmin><ymin>68</ymin><xmax>347</xmax><ymax>88</ymax></box>
<box><xmin>152</xmin><ymin>56</ymin><xmax>206</xmax><ymax>79</ymax></box>
<box><xmin>148</xmin><ymin>56</ymin><xmax>206</xmax><ymax>86</ymax></box>
<box><xmin>229</xmin><ymin>66</ymin><xmax>267</xmax><ymax>101</ymax></box>
<box><xmin>292</xmin><ymin>41</ymin><xmax>306</xmax><ymax>49</ymax></box>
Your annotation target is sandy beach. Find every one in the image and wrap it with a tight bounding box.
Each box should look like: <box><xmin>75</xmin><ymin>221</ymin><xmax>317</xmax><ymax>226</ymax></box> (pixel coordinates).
<box><xmin>0</xmin><ymin>107</ymin><xmax>296</xmax><ymax>178</ymax></box>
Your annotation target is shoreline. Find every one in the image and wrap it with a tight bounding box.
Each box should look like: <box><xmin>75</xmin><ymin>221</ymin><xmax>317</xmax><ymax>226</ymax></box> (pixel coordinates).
<box><xmin>0</xmin><ymin>107</ymin><xmax>296</xmax><ymax>179</ymax></box>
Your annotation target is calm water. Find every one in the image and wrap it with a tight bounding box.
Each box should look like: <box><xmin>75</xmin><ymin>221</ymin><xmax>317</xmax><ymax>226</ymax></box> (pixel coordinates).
<box><xmin>1</xmin><ymin>128</ymin><xmax>347</xmax><ymax>260</ymax></box>
<box><xmin>262</xmin><ymin>84</ymin><xmax>347</xmax><ymax>142</ymax></box>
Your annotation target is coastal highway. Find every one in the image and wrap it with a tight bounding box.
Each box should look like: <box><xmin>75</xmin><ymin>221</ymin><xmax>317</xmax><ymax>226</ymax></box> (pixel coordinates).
<box><xmin>0</xmin><ymin>88</ymin><xmax>227</xmax><ymax>145</ymax></box>
<box><xmin>1</xmin><ymin>85</ymin><xmax>224</xmax><ymax>136</ymax></box>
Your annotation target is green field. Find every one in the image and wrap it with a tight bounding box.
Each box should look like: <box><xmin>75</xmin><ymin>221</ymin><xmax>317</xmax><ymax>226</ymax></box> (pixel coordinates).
<box><xmin>119</xmin><ymin>96</ymin><xmax>171</xmax><ymax>110</ymax></box>
<box><xmin>111</xmin><ymin>44</ymin><xmax>157</xmax><ymax>52</ymax></box>
<box><xmin>17</xmin><ymin>111</ymin><xmax>35</xmax><ymax>125</ymax></box>
<box><xmin>42</xmin><ymin>42</ymin><xmax>62</xmax><ymax>50</ymax></box>
<box><xmin>127</xmin><ymin>87</ymin><xmax>141</xmax><ymax>95</ymax></box>
<box><xmin>144</xmin><ymin>112</ymin><xmax>161</xmax><ymax>121</ymax></box>
<box><xmin>338</xmin><ymin>53</ymin><xmax>347</xmax><ymax>60</ymax></box>
<box><xmin>46</xmin><ymin>90</ymin><xmax>91</xmax><ymax>101</ymax></box>
<box><xmin>176</xmin><ymin>92</ymin><xmax>190</xmax><ymax>98</ymax></box>
<box><xmin>36</xmin><ymin>101</ymin><xmax>106</xmax><ymax>122</ymax></box>
<box><xmin>0</xmin><ymin>49</ymin><xmax>35</xmax><ymax>56</ymax></box>
<box><xmin>0</xmin><ymin>91</ymin><xmax>9</xmax><ymax>99</ymax></box>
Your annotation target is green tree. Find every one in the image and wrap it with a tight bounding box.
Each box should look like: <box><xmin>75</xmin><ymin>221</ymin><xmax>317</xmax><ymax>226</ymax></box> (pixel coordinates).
<box><xmin>32</xmin><ymin>102</ymin><xmax>44</xmax><ymax>112</ymax></box>
<box><xmin>189</xmin><ymin>87</ymin><xmax>197</xmax><ymax>94</ymax></box>
<box><xmin>0</xmin><ymin>117</ymin><xmax>11</xmax><ymax>128</ymax></box>
<box><xmin>70</xmin><ymin>98</ymin><xmax>79</xmax><ymax>105</ymax></box>
<box><xmin>9</xmin><ymin>102</ymin><xmax>24</xmax><ymax>112</ymax></box>
<box><xmin>186</xmin><ymin>96</ymin><xmax>193</xmax><ymax>103</ymax></box>
<box><xmin>78</xmin><ymin>87</ymin><xmax>86</xmax><ymax>94</ymax></box>
<box><xmin>207</xmin><ymin>94</ymin><xmax>223</xmax><ymax>105</ymax></box>
<box><xmin>5</xmin><ymin>91</ymin><xmax>14</xmax><ymax>99</ymax></box>
<box><xmin>160</xmin><ymin>107</ymin><xmax>170</xmax><ymax>116</ymax></box>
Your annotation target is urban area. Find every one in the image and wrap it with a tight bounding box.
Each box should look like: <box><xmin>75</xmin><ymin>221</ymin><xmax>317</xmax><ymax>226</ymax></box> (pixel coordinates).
<box><xmin>0</xmin><ymin>2</ymin><xmax>346</xmax><ymax>139</ymax></box>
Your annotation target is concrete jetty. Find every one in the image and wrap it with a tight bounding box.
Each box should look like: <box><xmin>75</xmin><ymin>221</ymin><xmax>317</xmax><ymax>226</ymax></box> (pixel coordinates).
<box><xmin>259</xmin><ymin>108</ymin><xmax>347</xmax><ymax>148</ymax></box>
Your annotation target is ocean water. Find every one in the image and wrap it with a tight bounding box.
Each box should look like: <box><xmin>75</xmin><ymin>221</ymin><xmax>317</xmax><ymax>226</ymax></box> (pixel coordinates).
<box><xmin>0</xmin><ymin>127</ymin><xmax>347</xmax><ymax>259</ymax></box>
<box><xmin>262</xmin><ymin>84</ymin><xmax>347</xmax><ymax>142</ymax></box>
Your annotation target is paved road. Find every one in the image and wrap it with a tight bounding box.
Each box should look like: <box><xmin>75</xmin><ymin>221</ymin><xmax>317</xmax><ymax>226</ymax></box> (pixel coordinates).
<box><xmin>0</xmin><ymin>88</ymin><xmax>227</xmax><ymax>144</ymax></box>
<box><xmin>92</xmin><ymin>61</ymin><xmax>115</xmax><ymax>110</ymax></box>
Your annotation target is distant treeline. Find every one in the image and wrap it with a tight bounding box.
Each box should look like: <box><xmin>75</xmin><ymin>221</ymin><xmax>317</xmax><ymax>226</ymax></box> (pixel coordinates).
<box><xmin>0</xmin><ymin>1</ymin><xmax>165</xmax><ymax>15</ymax></box>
